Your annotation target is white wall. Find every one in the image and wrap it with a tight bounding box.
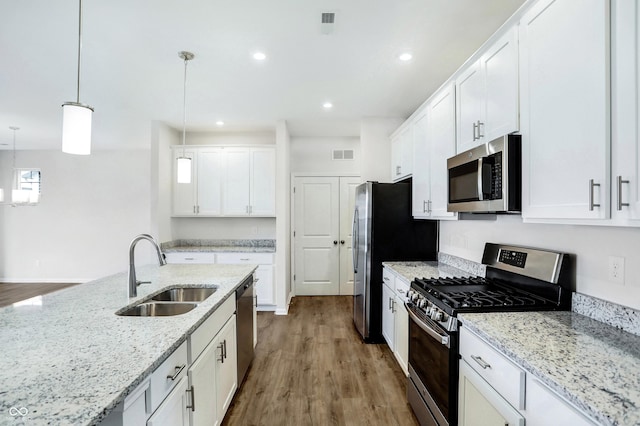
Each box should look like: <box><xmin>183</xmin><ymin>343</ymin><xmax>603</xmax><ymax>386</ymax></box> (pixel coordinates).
<box><xmin>440</xmin><ymin>216</ymin><xmax>640</xmax><ymax>310</ymax></box>
<box><xmin>290</xmin><ymin>136</ymin><xmax>360</xmax><ymax>175</ymax></box>
<box><xmin>0</xmin><ymin>149</ymin><xmax>152</xmax><ymax>282</ymax></box>
<box><xmin>151</xmin><ymin>122</ymin><xmax>178</xmax><ymax>243</ymax></box>
<box><xmin>185</xmin><ymin>131</ymin><xmax>275</xmax><ymax>146</ymax></box>
<box><xmin>172</xmin><ymin>217</ymin><xmax>276</xmax><ymax>239</ymax></box>
<box><xmin>360</xmin><ymin>117</ymin><xmax>404</xmax><ymax>182</ymax></box>
<box><xmin>275</xmin><ymin>120</ymin><xmax>291</xmax><ymax>314</ymax></box>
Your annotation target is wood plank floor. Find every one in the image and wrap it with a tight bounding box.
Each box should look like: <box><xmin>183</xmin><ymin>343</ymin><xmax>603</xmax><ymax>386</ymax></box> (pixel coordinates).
<box><xmin>223</xmin><ymin>296</ymin><xmax>419</xmax><ymax>426</ymax></box>
<box><xmin>0</xmin><ymin>282</ymin><xmax>79</xmax><ymax>307</ymax></box>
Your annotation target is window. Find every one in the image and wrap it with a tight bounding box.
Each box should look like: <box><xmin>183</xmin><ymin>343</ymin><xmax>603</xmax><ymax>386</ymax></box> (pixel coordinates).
<box><xmin>13</xmin><ymin>168</ymin><xmax>41</xmax><ymax>204</ymax></box>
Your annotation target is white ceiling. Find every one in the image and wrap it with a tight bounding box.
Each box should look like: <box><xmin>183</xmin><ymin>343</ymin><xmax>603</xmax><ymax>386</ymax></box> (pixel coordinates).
<box><xmin>1</xmin><ymin>0</ymin><xmax>525</xmax><ymax>150</ymax></box>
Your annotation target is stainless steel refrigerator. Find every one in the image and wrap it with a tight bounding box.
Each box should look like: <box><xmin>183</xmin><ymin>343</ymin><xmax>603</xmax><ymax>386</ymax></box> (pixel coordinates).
<box><xmin>352</xmin><ymin>181</ymin><xmax>438</xmax><ymax>342</ymax></box>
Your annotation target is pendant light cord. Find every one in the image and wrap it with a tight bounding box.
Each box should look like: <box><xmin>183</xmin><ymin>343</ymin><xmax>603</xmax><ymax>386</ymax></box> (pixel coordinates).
<box><xmin>182</xmin><ymin>56</ymin><xmax>188</xmax><ymax>158</ymax></box>
<box><xmin>11</xmin><ymin>128</ymin><xmax>17</xmax><ymax>171</ymax></box>
<box><xmin>76</xmin><ymin>0</ymin><xmax>83</xmax><ymax>103</ymax></box>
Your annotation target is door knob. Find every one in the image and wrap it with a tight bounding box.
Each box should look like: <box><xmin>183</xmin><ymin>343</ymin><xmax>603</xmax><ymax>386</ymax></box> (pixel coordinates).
<box><xmin>333</xmin><ymin>240</ymin><xmax>338</xmax><ymax>245</ymax></box>
<box><xmin>340</xmin><ymin>240</ymin><xmax>345</xmax><ymax>245</ymax></box>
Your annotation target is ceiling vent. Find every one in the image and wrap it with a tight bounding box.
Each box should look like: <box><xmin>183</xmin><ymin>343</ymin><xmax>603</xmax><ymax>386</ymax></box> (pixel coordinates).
<box><xmin>333</xmin><ymin>149</ymin><xmax>354</xmax><ymax>160</ymax></box>
<box><xmin>320</xmin><ymin>12</ymin><xmax>336</xmax><ymax>35</ymax></box>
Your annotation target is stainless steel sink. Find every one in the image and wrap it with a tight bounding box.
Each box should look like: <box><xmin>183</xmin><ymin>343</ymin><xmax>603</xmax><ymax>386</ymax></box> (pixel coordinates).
<box><xmin>116</xmin><ymin>302</ymin><xmax>197</xmax><ymax>317</ymax></box>
<box><xmin>151</xmin><ymin>287</ymin><xmax>217</xmax><ymax>302</ymax></box>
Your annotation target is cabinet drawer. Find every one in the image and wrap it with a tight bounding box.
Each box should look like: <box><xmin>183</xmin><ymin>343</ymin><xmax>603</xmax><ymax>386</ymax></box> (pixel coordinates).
<box><xmin>190</xmin><ymin>295</ymin><xmax>236</xmax><ymax>362</ymax></box>
<box><xmin>382</xmin><ymin>268</ymin><xmax>395</xmax><ymax>287</ymax></box>
<box><xmin>165</xmin><ymin>252</ymin><xmax>216</xmax><ymax>264</ymax></box>
<box><xmin>216</xmin><ymin>252</ymin><xmax>273</xmax><ymax>264</ymax></box>
<box><xmin>149</xmin><ymin>341</ymin><xmax>188</xmax><ymax>413</ymax></box>
<box><xmin>395</xmin><ymin>276</ymin><xmax>410</xmax><ymax>299</ymax></box>
<box><xmin>460</xmin><ymin>327</ymin><xmax>525</xmax><ymax>410</ymax></box>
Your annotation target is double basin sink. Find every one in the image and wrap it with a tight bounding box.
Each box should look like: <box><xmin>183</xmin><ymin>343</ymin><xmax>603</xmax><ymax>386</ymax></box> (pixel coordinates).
<box><xmin>116</xmin><ymin>287</ymin><xmax>217</xmax><ymax>317</ymax></box>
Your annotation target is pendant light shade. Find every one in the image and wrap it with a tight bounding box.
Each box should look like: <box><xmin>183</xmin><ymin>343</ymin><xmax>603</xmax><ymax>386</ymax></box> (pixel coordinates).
<box><xmin>62</xmin><ymin>103</ymin><xmax>93</xmax><ymax>155</ymax></box>
<box><xmin>62</xmin><ymin>0</ymin><xmax>93</xmax><ymax>155</ymax></box>
<box><xmin>0</xmin><ymin>188</ymin><xmax>4</xmax><ymax>203</ymax></box>
<box><xmin>176</xmin><ymin>51</ymin><xmax>195</xmax><ymax>184</ymax></box>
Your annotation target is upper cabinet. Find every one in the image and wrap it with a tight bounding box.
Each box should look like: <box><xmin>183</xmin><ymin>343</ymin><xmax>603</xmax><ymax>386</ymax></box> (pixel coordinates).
<box><xmin>390</xmin><ymin>126</ymin><xmax>413</xmax><ymax>182</ymax></box>
<box><xmin>519</xmin><ymin>0</ymin><xmax>610</xmax><ymax>221</ymax></box>
<box><xmin>412</xmin><ymin>83</ymin><xmax>457</xmax><ymax>220</ymax></box>
<box><xmin>456</xmin><ymin>27</ymin><xmax>519</xmax><ymax>154</ymax></box>
<box><xmin>173</xmin><ymin>146</ymin><xmax>276</xmax><ymax>217</ymax></box>
<box><xmin>611</xmin><ymin>0</ymin><xmax>640</xmax><ymax>224</ymax></box>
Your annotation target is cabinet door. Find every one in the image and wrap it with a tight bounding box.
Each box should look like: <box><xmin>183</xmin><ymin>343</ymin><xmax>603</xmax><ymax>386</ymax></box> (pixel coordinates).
<box><xmin>147</xmin><ymin>376</ymin><xmax>190</xmax><ymax>426</ymax></box>
<box><xmin>612</xmin><ymin>0</ymin><xmax>640</xmax><ymax>222</ymax></box>
<box><xmin>412</xmin><ymin>112</ymin><xmax>430</xmax><ymax>218</ymax></box>
<box><xmin>483</xmin><ymin>26</ymin><xmax>519</xmax><ymax>142</ymax></box>
<box><xmin>525</xmin><ymin>375</ymin><xmax>596</xmax><ymax>426</ymax></box>
<box><xmin>520</xmin><ymin>0</ymin><xmax>610</xmax><ymax>221</ymax></box>
<box><xmin>427</xmin><ymin>83</ymin><xmax>457</xmax><ymax>220</ymax></box>
<box><xmin>391</xmin><ymin>133</ymin><xmax>403</xmax><ymax>181</ymax></box>
<box><xmin>173</xmin><ymin>150</ymin><xmax>196</xmax><ymax>216</ymax></box>
<box><xmin>215</xmin><ymin>316</ymin><xmax>237</xmax><ymax>423</ymax></box>
<box><xmin>456</xmin><ymin>60</ymin><xmax>485</xmax><ymax>153</ymax></box>
<box><xmin>381</xmin><ymin>282</ymin><xmax>395</xmax><ymax>350</ymax></box>
<box><xmin>197</xmin><ymin>149</ymin><xmax>224</xmax><ymax>216</ymax></box>
<box><xmin>400</xmin><ymin>125</ymin><xmax>414</xmax><ymax>179</ymax></box>
<box><xmin>458</xmin><ymin>360</ymin><xmax>524</xmax><ymax>426</ymax></box>
<box><xmin>255</xmin><ymin>264</ymin><xmax>274</xmax><ymax>305</ymax></box>
<box><xmin>393</xmin><ymin>295</ymin><xmax>409</xmax><ymax>376</ymax></box>
<box><xmin>224</xmin><ymin>148</ymin><xmax>251</xmax><ymax>215</ymax></box>
<box><xmin>250</xmin><ymin>148</ymin><xmax>276</xmax><ymax>216</ymax></box>
<box><xmin>188</xmin><ymin>340</ymin><xmax>218</xmax><ymax>426</ymax></box>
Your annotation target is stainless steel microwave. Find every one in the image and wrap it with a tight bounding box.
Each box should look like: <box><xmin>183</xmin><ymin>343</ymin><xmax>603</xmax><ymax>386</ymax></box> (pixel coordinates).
<box><xmin>447</xmin><ymin>134</ymin><xmax>521</xmax><ymax>213</ymax></box>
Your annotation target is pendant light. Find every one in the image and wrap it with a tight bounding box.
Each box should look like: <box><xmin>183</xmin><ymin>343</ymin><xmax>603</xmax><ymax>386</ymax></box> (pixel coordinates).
<box><xmin>61</xmin><ymin>0</ymin><xmax>93</xmax><ymax>155</ymax></box>
<box><xmin>176</xmin><ymin>51</ymin><xmax>195</xmax><ymax>184</ymax></box>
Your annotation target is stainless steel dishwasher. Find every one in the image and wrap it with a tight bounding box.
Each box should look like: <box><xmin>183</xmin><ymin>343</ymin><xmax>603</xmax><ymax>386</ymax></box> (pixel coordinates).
<box><xmin>236</xmin><ymin>276</ymin><xmax>255</xmax><ymax>386</ymax></box>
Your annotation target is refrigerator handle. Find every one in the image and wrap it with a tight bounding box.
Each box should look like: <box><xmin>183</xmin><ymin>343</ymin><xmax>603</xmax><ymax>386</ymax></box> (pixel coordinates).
<box><xmin>352</xmin><ymin>207</ymin><xmax>359</xmax><ymax>272</ymax></box>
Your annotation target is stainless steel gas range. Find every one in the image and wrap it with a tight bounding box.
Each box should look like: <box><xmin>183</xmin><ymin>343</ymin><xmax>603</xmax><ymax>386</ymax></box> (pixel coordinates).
<box><xmin>406</xmin><ymin>243</ymin><xmax>574</xmax><ymax>426</ymax></box>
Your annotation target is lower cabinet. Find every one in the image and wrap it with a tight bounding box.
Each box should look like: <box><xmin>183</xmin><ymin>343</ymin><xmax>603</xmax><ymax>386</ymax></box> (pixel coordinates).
<box><xmin>381</xmin><ymin>267</ymin><xmax>410</xmax><ymax>376</ymax></box>
<box><xmin>381</xmin><ymin>277</ymin><xmax>396</xmax><ymax>349</ymax></box>
<box><xmin>459</xmin><ymin>326</ymin><xmax>597</xmax><ymax>426</ymax></box>
<box><xmin>147</xmin><ymin>376</ymin><xmax>190</xmax><ymax>426</ymax></box>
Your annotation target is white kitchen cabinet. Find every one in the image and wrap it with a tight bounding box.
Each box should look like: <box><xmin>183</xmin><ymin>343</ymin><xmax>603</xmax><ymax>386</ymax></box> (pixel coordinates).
<box><xmin>147</xmin><ymin>376</ymin><xmax>190</xmax><ymax>426</ymax></box>
<box><xmin>611</xmin><ymin>0</ymin><xmax>640</xmax><ymax>224</ymax></box>
<box><xmin>188</xmin><ymin>338</ymin><xmax>217</xmax><ymax>426</ymax></box>
<box><xmin>214</xmin><ymin>316</ymin><xmax>237</xmax><ymax>422</ymax></box>
<box><xmin>519</xmin><ymin>0</ymin><xmax>610</xmax><ymax>221</ymax></box>
<box><xmin>524</xmin><ymin>375</ymin><xmax>597</xmax><ymax>426</ymax></box>
<box><xmin>381</xmin><ymin>272</ymin><xmax>395</xmax><ymax>349</ymax></box>
<box><xmin>390</xmin><ymin>126</ymin><xmax>413</xmax><ymax>182</ymax></box>
<box><xmin>456</xmin><ymin>27</ymin><xmax>518</xmax><ymax>154</ymax></box>
<box><xmin>393</xmin><ymin>275</ymin><xmax>409</xmax><ymax>376</ymax></box>
<box><xmin>217</xmin><ymin>252</ymin><xmax>275</xmax><ymax>307</ymax></box>
<box><xmin>173</xmin><ymin>148</ymin><xmax>224</xmax><ymax>216</ymax></box>
<box><xmin>224</xmin><ymin>147</ymin><xmax>276</xmax><ymax>216</ymax></box>
<box><xmin>412</xmin><ymin>83</ymin><xmax>457</xmax><ymax>220</ymax></box>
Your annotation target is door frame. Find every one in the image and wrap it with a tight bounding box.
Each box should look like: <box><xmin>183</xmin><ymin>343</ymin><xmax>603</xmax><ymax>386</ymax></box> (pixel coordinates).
<box><xmin>290</xmin><ymin>173</ymin><xmax>360</xmax><ymax>297</ymax></box>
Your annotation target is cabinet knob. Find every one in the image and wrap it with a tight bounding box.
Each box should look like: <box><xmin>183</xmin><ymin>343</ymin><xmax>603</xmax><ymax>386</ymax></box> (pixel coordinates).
<box><xmin>340</xmin><ymin>240</ymin><xmax>345</xmax><ymax>245</ymax></box>
<box><xmin>333</xmin><ymin>240</ymin><xmax>338</xmax><ymax>245</ymax></box>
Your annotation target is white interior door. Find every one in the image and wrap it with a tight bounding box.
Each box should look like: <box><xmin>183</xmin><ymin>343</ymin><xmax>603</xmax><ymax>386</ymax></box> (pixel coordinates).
<box><xmin>339</xmin><ymin>177</ymin><xmax>360</xmax><ymax>295</ymax></box>
<box><xmin>294</xmin><ymin>177</ymin><xmax>340</xmax><ymax>295</ymax></box>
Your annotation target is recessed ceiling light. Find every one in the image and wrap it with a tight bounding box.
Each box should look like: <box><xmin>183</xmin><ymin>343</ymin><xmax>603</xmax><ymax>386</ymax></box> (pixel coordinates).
<box><xmin>399</xmin><ymin>52</ymin><xmax>413</xmax><ymax>62</ymax></box>
<box><xmin>323</xmin><ymin>102</ymin><xmax>333</xmax><ymax>109</ymax></box>
<box><xmin>253</xmin><ymin>52</ymin><xmax>267</xmax><ymax>61</ymax></box>
<box><xmin>216</xmin><ymin>121</ymin><xmax>224</xmax><ymax>126</ymax></box>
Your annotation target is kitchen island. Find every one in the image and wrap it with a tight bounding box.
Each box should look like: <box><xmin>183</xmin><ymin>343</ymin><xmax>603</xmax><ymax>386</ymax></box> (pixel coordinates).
<box><xmin>0</xmin><ymin>263</ymin><xmax>256</xmax><ymax>425</ymax></box>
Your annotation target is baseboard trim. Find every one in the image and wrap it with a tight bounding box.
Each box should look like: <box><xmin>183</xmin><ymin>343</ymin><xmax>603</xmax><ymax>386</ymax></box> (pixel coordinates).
<box><xmin>275</xmin><ymin>293</ymin><xmax>293</xmax><ymax>315</ymax></box>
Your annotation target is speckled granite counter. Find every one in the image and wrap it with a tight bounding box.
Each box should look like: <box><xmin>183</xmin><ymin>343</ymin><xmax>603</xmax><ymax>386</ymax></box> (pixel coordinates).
<box><xmin>0</xmin><ymin>263</ymin><xmax>256</xmax><ymax>425</ymax></box>
<box><xmin>162</xmin><ymin>239</ymin><xmax>275</xmax><ymax>253</ymax></box>
<box><xmin>382</xmin><ymin>259</ymin><xmax>477</xmax><ymax>284</ymax></box>
<box><xmin>459</xmin><ymin>311</ymin><xmax>640</xmax><ymax>426</ymax></box>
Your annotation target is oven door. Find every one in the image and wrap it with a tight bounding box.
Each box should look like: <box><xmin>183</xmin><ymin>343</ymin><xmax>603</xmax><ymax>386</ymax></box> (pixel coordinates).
<box><xmin>407</xmin><ymin>303</ymin><xmax>458</xmax><ymax>426</ymax></box>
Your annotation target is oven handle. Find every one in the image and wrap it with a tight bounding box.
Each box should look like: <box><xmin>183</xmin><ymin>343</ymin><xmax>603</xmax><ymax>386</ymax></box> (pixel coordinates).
<box><xmin>406</xmin><ymin>302</ymin><xmax>450</xmax><ymax>347</ymax></box>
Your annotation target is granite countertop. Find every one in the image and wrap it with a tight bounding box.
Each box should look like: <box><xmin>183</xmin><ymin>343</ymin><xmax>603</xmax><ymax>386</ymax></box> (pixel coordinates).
<box><xmin>0</xmin><ymin>263</ymin><xmax>256</xmax><ymax>425</ymax></box>
<box><xmin>382</xmin><ymin>261</ymin><xmax>474</xmax><ymax>283</ymax></box>
<box><xmin>162</xmin><ymin>239</ymin><xmax>276</xmax><ymax>253</ymax></box>
<box><xmin>459</xmin><ymin>311</ymin><xmax>640</xmax><ymax>426</ymax></box>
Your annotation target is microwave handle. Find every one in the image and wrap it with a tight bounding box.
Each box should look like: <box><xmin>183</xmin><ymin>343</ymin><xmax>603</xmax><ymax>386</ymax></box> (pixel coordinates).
<box><xmin>477</xmin><ymin>158</ymin><xmax>484</xmax><ymax>201</ymax></box>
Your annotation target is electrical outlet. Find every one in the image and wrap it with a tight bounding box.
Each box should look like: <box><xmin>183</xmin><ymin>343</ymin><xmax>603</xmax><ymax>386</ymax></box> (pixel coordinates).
<box><xmin>608</xmin><ymin>256</ymin><xmax>625</xmax><ymax>285</ymax></box>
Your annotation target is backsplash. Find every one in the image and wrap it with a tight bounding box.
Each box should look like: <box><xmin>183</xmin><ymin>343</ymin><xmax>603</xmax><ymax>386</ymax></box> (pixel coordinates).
<box><xmin>162</xmin><ymin>239</ymin><xmax>276</xmax><ymax>250</ymax></box>
<box><xmin>438</xmin><ymin>252</ymin><xmax>487</xmax><ymax>277</ymax></box>
<box><xmin>572</xmin><ymin>293</ymin><xmax>640</xmax><ymax>338</ymax></box>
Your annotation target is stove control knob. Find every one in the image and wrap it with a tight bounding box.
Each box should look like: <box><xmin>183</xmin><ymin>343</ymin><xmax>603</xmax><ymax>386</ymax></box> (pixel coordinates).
<box><xmin>411</xmin><ymin>292</ymin><xmax>420</xmax><ymax>302</ymax></box>
<box><xmin>431</xmin><ymin>309</ymin><xmax>443</xmax><ymax>322</ymax></box>
<box><xmin>417</xmin><ymin>299</ymin><xmax>427</xmax><ymax>309</ymax></box>
<box><xmin>406</xmin><ymin>290</ymin><xmax>413</xmax><ymax>298</ymax></box>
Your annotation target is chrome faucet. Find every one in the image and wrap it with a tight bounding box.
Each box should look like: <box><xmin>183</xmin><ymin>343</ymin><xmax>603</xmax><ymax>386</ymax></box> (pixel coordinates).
<box><xmin>128</xmin><ymin>234</ymin><xmax>167</xmax><ymax>297</ymax></box>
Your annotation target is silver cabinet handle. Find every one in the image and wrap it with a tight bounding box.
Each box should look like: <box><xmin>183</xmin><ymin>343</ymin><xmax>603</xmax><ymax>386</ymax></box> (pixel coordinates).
<box><xmin>617</xmin><ymin>176</ymin><xmax>630</xmax><ymax>211</ymax></box>
<box><xmin>396</xmin><ymin>165</ymin><xmax>401</xmax><ymax>176</ymax></box>
<box><xmin>471</xmin><ymin>355</ymin><xmax>491</xmax><ymax>369</ymax></box>
<box><xmin>240</xmin><ymin>258</ymin><xmax>250</xmax><ymax>261</ymax></box>
<box><xmin>423</xmin><ymin>200</ymin><xmax>428</xmax><ymax>213</ymax></box>
<box><xmin>184</xmin><ymin>257</ymin><xmax>194</xmax><ymax>261</ymax></box>
<box><xmin>383</xmin><ymin>276</ymin><xmax>390</xmax><ymax>281</ymax></box>
<box><xmin>166</xmin><ymin>364</ymin><xmax>186</xmax><ymax>381</ymax></box>
<box><xmin>218</xmin><ymin>343</ymin><xmax>225</xmax><ymax>363</ymax></box>
<box><xmin>477</xmin><ymin>120</ymin><xmax>484</xmax><ymax>139</ymax></box>
<box><xmin>427</xmin><ymin>200</ymin><xmax>432</xmax><ymax>213</ymax></box>
<box><xmin>589</xmin><ymin>179</ymin><xmax>601</xmax><ymax>211</ymax></box>
<box><xmin>186</xmin><ymin>385</ymin><xmax>196</xmax><ymax>412</ymax></box>
<box><xmin>391</xmin><ymin>299</ymin><xmax>396</xmax><ymax>313</ymax></box>
<box><xmin>472</xmin><ymin>122</ymin><xmax>478</xmax><ymax>141</ymax></box>
<box><xmin>223</xmin><ymin>339</ymin><xmax>227</xmax><ymax>360</ymax></box>
<box><xmin>193</xmin><ymin>206</ymin><xmax>196</xmax><ymax>214</ymax></box>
